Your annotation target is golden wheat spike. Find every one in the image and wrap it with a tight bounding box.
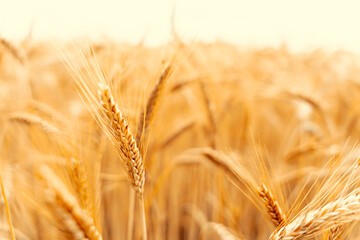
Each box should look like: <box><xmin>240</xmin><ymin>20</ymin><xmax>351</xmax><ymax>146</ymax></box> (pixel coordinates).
<box><xmin>207</xmin><ymin>222</ymin><xmax>243</xmax><ymax>240</ymax></box>
<box><xmin>136</xmin><ymin>65</ymin><xmax>173</xmax><ymax>145</ymax></box>
<box><xmin>199</xmin><ymin>79</ymin><xmax>216</xmax><ymax>148</ymax></box>
<box><xmin>269</xmin><ymin>188</ymin><xmax>360</xmax><ymax>240</ymax></box>
<box><xmin>71</xmin><ymin>158</ymin><xmax>90</xmax><ymax>211</ymax></box>
<box><xmin>0</xmin><ymin>37</ymin><xmax>25</xmax><ymax>64</ymax></box>
<box><xmin>99</xmin><ymin>85</ymin><xmax>145</xmax><ymax>197</ymax></box>
<box><xmin>257</xmin><ymin>184</ymin><xmax>285</xmax><ymax>227</ymax></box>
<box><xmin>38</xmin><ymin>165</ymin><xmax>102</xmax><ymax>240</ymax></box>
<box><xmin>9</xmin><ymin>112</ymin><xmax>60</xmax><ymax>134</ymax></box>
<box><xmin>53</xmin><ymin>205</ymin><xmax>89</xmax><ymax>240</ymax></box>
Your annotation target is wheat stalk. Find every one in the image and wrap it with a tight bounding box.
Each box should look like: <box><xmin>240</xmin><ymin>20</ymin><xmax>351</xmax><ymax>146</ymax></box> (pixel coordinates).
<box><xmin>257</xmin><ymin>184</ymin><xmax>285</xmax><ymax>227</ymax></box>
<box><xmin>0</xmin><ymin>164</ymin><xmax>13</xmax><ymax>206</ymax></box>
<box><xmin>160</xmin><ymin>120</ymin><xmax>195</xmax><ymax>148</ymax></box>
<box><xmin>1</xmin><ymin>169</ymin><xmax>16</xmax><ymax>240</ymax></box>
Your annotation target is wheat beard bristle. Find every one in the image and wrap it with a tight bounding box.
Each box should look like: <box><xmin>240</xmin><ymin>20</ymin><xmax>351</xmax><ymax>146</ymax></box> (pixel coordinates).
<box><xmin>99</xmin><ymin>85</ymin><xmax>145</xmax><ymax>197</ymax></box>
<box><xmin>258</xmin><ymin>184</ymin><xmax>285</xmax><ymax>227</ymax></box>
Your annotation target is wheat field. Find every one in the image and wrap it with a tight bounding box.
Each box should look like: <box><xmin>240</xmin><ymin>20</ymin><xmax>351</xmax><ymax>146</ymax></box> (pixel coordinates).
<box><xmin>1</xmin><ymin>37</ymin><xmax>360</xmax><ymax>240</ymax></box>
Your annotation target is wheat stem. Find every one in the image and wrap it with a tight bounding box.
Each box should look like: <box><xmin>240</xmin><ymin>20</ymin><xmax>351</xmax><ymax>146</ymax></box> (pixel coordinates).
<box><xmin>140</xmin><ymin>197</ymin><xmax>148</xmax><ymax>240</ymax></box>
<box><xmin>127</xmin><ymin>189</ymin><xmax>135</xmax><ymax>240</ymax></box>
<box><xmin>0</xmin><ymin>170</ymin><xmax>16</xmax><ymax>240</ymax></box>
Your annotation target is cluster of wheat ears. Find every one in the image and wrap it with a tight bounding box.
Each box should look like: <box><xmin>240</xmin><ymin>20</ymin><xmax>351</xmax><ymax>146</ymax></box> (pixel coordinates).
<box><xmin>2</xmin><ymin>37</ymin><xmax>360</xmax><ymax>240</ymax></box>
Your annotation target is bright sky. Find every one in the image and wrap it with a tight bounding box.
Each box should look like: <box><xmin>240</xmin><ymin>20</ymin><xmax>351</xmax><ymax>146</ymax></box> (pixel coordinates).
<box><xmin>1</xmin><ymin>0</ymin><xmax>360</xmax><ymax>52</ymax></box>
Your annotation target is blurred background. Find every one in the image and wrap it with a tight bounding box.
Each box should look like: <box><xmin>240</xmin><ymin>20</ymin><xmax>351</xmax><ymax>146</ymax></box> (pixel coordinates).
<box><xmin>1</xmin><ymin>0</ymin><xmax>360</xmax><ymax>52</ymax></box>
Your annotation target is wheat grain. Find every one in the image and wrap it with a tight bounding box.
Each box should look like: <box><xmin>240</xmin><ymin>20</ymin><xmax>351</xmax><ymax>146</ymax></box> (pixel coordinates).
<box><xmin>257</xmin><ymin>184</ymin><xmax>285</xmax><ymax>227</ymax></box>
<box><xmin>327</xmin><ymin>225</ymin><xmax>346</xmax><ymax>240</ymax></box>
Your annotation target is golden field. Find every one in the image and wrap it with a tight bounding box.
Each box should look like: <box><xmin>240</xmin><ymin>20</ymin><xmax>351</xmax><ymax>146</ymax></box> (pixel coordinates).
<box><xmin>1</xmin><ymin>37</ymin><xmax>360</xmax><ymax>239</ymax></box>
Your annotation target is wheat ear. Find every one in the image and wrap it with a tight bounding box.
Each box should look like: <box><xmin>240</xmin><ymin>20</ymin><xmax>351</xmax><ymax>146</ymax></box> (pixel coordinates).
<box><xmin>136</xmin><ymin>65</ymin><xmax>172</xmax><ymax>145</ymax></box>
<box><xmin>199</xmin><ymin>80</ymin><xmax>216</xmax><ymax>148</ymax></box>
<box><xmin>71</xmin><ymin>158</ymin><xmax>90</xmax><ymax>211</ymax></box>
<box><xmin>99</xmin><ymin>85</ymin><xmax>145</xmax><ymax>197</ymax></box>
<box><xmin>0</xmin><ymin>37</ymin><xmax>25</xmax><ymax>64</ymax></box>
<box><xmin>269</xmin><ymin>188</ymin><xmax>360</xmax><ymax>240</ymax></box>
<box><xmin>53</xmin><ymin>205</ymin><xmax>89</xmax><ymax>240</ymax></box>
<box><xmin>257</xmin><ymin>184</ymin><xmax>285</xmax><ymax>227</ymax></box>
<box><xmin>206</xmin><ymin>222</ymin><xmax>243</xmax><ymax>240</ymax></box>
<box><xmin>38</xmin><ymin>165</ymin><xmax>102</xmax><ymax>240</ymax></box>
<box><xmin>10</xmin><ymin>112</ymin><xmax>60</xmax><ymax>134</ymax></box>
